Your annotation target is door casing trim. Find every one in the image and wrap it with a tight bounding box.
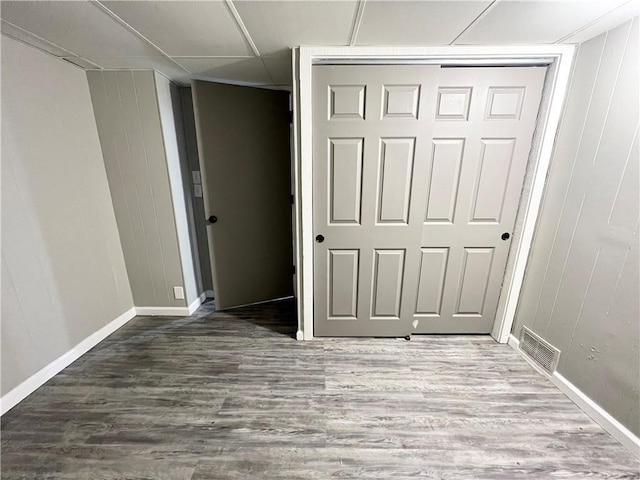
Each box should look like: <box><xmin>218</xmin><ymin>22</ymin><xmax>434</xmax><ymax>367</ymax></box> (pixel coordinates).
<box><xmin>293</xmin><ymin>45</ymin><xmax>576</xmax><ymax>342</ymax></box>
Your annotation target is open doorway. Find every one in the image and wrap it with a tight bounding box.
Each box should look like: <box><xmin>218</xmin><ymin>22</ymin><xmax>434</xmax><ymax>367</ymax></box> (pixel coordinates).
<box><xmin>190</xmin><ymin>81</ymin><xmax>294</xmax><ymax>310</ymax></box>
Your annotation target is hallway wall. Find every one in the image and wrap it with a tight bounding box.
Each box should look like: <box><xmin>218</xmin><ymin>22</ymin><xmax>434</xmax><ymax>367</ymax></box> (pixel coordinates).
<box><xmin>513</xmin><ymin>18</ymin><xmax>639</xmax><ymax>436</ymax></box>
<box><xmin>87</xmin><ymin>70</ymin><xmax>198</xmax><ymax>310</ymax></box>
<box><xmin>1</xmin><ymin>37</ymin><xmax>134</xmax><ymax>398</ymax></box>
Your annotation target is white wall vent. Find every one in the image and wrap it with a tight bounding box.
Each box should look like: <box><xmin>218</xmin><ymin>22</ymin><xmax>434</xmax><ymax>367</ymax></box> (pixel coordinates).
<box><xmin>519</xmin><ymin>326</ymin><xmax>561</xmax><ymax>374</ymax></box>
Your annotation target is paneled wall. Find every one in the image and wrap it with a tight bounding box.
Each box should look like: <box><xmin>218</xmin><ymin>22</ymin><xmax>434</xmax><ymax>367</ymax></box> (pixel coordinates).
<box><xmin>1</xmin><ymin>37</ymin><xmax>133</xmax><ymax>395</ymax></box>
<box><xmin>87</xmin><ymin>70</ymin><xmax>195</xmax><ymax>308</ymax></box>
<box><xmin>513</xmin><ymin>18</ymin><xmax>639</xmax><ymax>436</ymax></box>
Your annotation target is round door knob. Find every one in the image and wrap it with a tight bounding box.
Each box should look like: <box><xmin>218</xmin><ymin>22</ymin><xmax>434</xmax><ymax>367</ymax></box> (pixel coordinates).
<box><xmin>315</xmin><ymin>234</ymin><xmax>325</xmax><ymax>243</ymax></box>
<box><xmin>208</xmin><ymin>215</ymin><xmax>218</xmax><ymax>224</ymax></box>
<box><xmin>501</xmin><ymin>232</ymin><xmax>510</xmax><ymax>241</ymax></box>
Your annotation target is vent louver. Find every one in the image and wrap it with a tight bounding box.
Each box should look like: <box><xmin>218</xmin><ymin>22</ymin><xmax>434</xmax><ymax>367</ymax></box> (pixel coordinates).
<box><xmin>519</xmin><ymin>327</ymin><xmax>560</xmax><ymax>374</ymax></box>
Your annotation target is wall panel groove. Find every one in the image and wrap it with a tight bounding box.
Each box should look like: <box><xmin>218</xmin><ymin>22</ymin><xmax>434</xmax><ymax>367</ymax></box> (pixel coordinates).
<box><xmin>514</xmin><ymin>17</ymin><xmax>639</xmax><ymax>437</ymax></box>
<box><xmin>88</xmin><ymin>70</ymin><xmax>190</xmax><ymax>308</ymax></box>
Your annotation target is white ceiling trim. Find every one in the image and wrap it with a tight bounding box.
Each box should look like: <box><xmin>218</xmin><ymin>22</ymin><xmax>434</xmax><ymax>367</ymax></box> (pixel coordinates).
<box><xmin>1</xmin><ymin>18</ymin><xmax>106</xmax><ymax>69</ymax></box>
<box><xmin>314</xmin><ymin>57</ymin><xmax>553</xmax><ymax>66</ymax></box>
<box><xmin>349</xmin><ymin>0</ymin><xmax>367</xmax><ymax>46</ymax></box>
<box><xmin>1</xmin><ymin>30</ymin><xmax>105</xmax><ymax>70</ymax></box>
<box><xmin>82</xmin><ymin>67</ymin><xmax>176</xmax><ymax>87</ymax></box>
<box><xmin>225</xmin><ymin>0</ymin><xmax>261</xmax><ymax>57</ymax></box>
<box><xmin>450</xmin><ymin>0</ymin><xmax>498</xmax><ymax>45</ymax></box>
<box><xmin>168</xmin><ymin>56</ymin><xmax>255</xmax><ymax>59</ymax></box>
<box><xmin>61</xmin><ymin>56</ymin><xmax>103</xmax><ymax>70</ymax></box>
<box><xmin>554</xmin><ymin>0</ymin><xmax>638</xmax><ymax>43</ymax></box>
<box><xmin>1</xmin><ymin>18</ymin><xmax>75</xmax><ymax>57</ymax></box>
<box><xmin>92</xmin><ymin>0</ymin><xmax>189</xmax><ymax>74</ymax></box>
<box><xmin>298</xmin><ymin>44</ymin><xmax>575</xmax><ymax>61</ymax></box>
<box><xmin>190</xmin><ymin>75</ymin><xmax>289</xmax><ymax>89</ymax></box>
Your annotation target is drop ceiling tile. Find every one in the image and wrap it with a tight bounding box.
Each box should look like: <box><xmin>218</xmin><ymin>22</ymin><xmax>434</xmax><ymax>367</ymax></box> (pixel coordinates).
<box><xmin>356</xmin><ymin>1</ymin><xmax>492</xmax><ymax>45</ymax></box>
<box><xmin>234</xmin><ymin>0</ymin><xmax>358</xmax><ymax>55</ymax></box>
<box><xmin>174</xmin><ymin>57</ymin><xmax>272</xmax><ymax>85</ymax></box>
<box><xmin>0</xmin><ymin>1</ymin><xmax>160</xmax><ymax>57</ymax></box>
<box><xmin>101</xmin><ymin>1</ymin><xmax>253</xmax><ymax>57</ymax></box>
<box><xmin>262</xmin><ymin>51</ymin><xmax>293</xmax><ymax>86</ymax></box>
<box><xmin>86</xmin><ymin>56</ymin><xmax>191</xmax><ymax>83</ymax></box>
<box><xmin>559</xmin><ymin>0</ymin><xmax>640</xmax><ymax>44</ymax></box>
<box><xmin>1</xmin><ymin>19</ymin><xmax>75</xmax><ymax>57</ymax></box>
<box><xmin>457</xmin><ymin>0</ymin><xmax>630</xmax><ymax>44</ymax></box>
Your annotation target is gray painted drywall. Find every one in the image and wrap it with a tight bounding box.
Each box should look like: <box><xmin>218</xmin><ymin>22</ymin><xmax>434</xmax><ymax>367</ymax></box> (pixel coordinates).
<box><xmin>1</xmin><ymin>37</ymin><xmax>134</xmax><ymax>395</ymax></box>
<box><xmin>513</xmin><ymin>18</ymin><xmax>639</xmax><ymax>436</ymax></box>
<box><xmin>154</xmin><ymin>72</ymin><xmax>199</xmax><ymax>305</ymax></box>
<box><xmin>177</xmin><ymin>87</ymin><xmax>214</xmax><ymax>295</ymax></box>
<box><xmin>87</xmin><ymin>70</ymin><xmax>192</xmax><ymax>308</ymax></box>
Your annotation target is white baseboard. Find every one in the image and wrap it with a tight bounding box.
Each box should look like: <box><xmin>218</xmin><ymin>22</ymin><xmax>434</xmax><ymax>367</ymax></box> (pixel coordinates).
<box><xmin>296</xmin><ymin>330</ymin><xmax>304</xmax><ymax>341</ymax></box>
<box><xmin>507</xmin><ymin>332</ymin><xmax>523</xmax><ymax>350</ymax></box>
<box><xmin>554</xmin><ymin>371</ymin><xmax>640</xmax><ymax>458</ymax></box>
<box><xmin>0</xmin><ymin>295</ymin><xmax>210</xmax><ymax>415</ymax></box>
<box><xmin>188</xmin><ymin>292</ymin><xmax>206</xmax><ymax>314</ymax></box>
<box><xmin>135</xmin><ymin>306</ymin><xmax>191</xmax><ymax>316</ymax></box>
<box><xmin>205</xmin><ymin>289</ymin><xmax>215</xmax><ymax>298</ymax></box>
<box><xmin>135</xmin><ymin>292</ymin><xmax>206</xmax><ymax>317</ymax></box>
<box><xmin>509</xmin><ymin>334</ymin><xmax>640</xmax><ymax>459</ymax></box>
<box><xmin>0</xmin><ymin>306</ymin><xmax>137</xmax><ymax>416</ymax></box>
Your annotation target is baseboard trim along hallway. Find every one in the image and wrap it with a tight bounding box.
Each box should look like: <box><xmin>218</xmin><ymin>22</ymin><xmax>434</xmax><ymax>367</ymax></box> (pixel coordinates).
<box><xmin>0</xmin><ymin>307</ymin><xmax>137</xmax><ymax>416</ymax></box>
<box><xmin>1</xmin><ymin>292</ymin><xmax>210</xmax><ymax>416</ymax></box>
<box><xmin>508</xmin><ymin>334</ymin><xmax>640</xmax><ymax>459</ymax></box>
<box><xmin>135</xmin><ymin>292</ymin><xmax>206</xmax><ymax>317</ymax></box>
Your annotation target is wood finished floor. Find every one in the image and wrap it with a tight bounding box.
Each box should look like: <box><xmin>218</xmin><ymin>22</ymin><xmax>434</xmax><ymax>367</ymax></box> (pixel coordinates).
<box><xmin>2</xmin><ymin>299</ymin><xmax>638</xmax><ymax>479</ymax></box>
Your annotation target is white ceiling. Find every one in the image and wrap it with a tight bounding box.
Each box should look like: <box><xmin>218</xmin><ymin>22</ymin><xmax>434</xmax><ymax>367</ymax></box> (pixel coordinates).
<box><xmin>1</xmin><ymin>0</ymin><xmax>638</xmax><ymax>88</ymax></box>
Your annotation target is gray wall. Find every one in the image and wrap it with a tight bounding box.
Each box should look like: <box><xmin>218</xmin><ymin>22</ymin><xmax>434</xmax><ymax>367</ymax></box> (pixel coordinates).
<box><xmin>177</xmin><ymin>87</ymin><xmax>214</xmax><ymax>295</ymax></box>
<box><xmin>1</xmin><ymin>37</ymin><xmax>134</xmax><ymax>395</ymax></box>
<box><xmin>513</xmin><ymin>18</ymin><xmax>639</xmax><ymax>436</ymax></box>
<box><xmin>87</xmin><ymin>70</ymin><xmax>195</xmax><ymax>308</ymax></box>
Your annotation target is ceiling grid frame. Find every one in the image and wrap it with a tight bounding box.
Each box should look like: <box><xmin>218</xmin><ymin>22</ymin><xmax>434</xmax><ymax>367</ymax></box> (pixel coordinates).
<box><xmin>0</xmin><ymin>0</ymin><xmax>637</xmax><ymax>86</ymax></box>
<box><xmin>1</xmin><ymin>18</ymin><xmax>74</xmax><ymax>56</ymax></box>
<box><xmin>555</xmin><ymin>0</ymin><xmax>639</xmax><ymax>43</ymax></box>
<box><xmin>61</xmin><ymin>56</ymin><xmax>103</xmax><ymax>70</ymax></box>
<box><xmin>456</xmin><ymin>0</ymin><xmax>635</xmax><ymax>45</ymax></box>
<box><xmin>349</xmin><ymin>0</ymin><xmax>368</xmax><ymax>46</ymax></box>
<box><xmin>450</xmin><ymin>0</ymin><xmax>499</xmax><ymax>45</ymax></box>
<box><xmin>224</xmin><ymin>0</ymin><xmax>261</xmax><ymax>57</ymax></box>
<box><xmin>0</xmin><ymin>18</ymin><xmax>105</xmax><ymax>70</ymax></box>
<box><xmin>92</xmin><ymin>0</ymin><xmax>191</xmax><ymax>75</ymax></box>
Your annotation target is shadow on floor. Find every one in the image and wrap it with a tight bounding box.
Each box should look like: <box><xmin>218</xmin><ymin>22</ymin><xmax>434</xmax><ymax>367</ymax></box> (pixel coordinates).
<box><xmin>196</xmin><ymin>297</ymin><xmax>298</xmax><ymax>339</ymax></box>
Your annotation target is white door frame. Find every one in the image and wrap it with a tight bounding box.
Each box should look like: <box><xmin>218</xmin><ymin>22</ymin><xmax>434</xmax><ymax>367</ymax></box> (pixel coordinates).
<box><xmin>293</xmin><ymin>45</ymin><xmax>576</xmax><ymax>342</ymax></box>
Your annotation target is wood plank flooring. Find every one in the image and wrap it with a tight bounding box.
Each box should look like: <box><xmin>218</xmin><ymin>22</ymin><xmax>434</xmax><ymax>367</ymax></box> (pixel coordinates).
<box><xmin>2</xmin><ymin>299</ymin><xmax>638</xmax><ymax>479</ymax></box>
